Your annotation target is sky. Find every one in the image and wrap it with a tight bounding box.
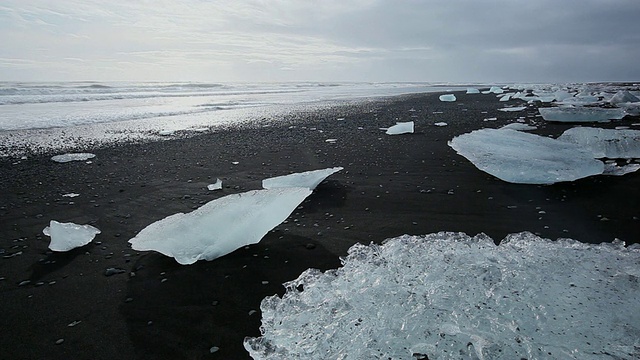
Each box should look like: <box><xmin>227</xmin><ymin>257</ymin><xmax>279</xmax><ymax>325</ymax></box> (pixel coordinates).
<box><xmin>1</xmin><ymin>0</ymin><xmax>639</xmax><ymax>83</ymax></box>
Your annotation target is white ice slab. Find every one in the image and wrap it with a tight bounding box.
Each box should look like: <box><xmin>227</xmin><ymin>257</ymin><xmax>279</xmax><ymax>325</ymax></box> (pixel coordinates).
<box><xmin>385</xmin><ymin>121</ymin><xmax>414</xmax><ymax>135</ymax></box>
<box><xmin>466</xmin><ymin>88</ymin><xmax>480</xmax><ymax>94</ymax></box>
<box><xmin>262</xmin><ymin>167</ymin><xmax>343</xmax><ymax>190</ymax></box>
<box><xmin>439</xmin><ymin>94</ymin><xmax>456</xmax><ymax>102</ymax></box>
<box><xmin>43</xmin><ymin>220</ymin><xmax>101</xmax><ymax>252</ymax></box>
<box><xmin>558</xmin><ymin>127</ymin><xmax>640</xmax><ymax>158</ymax></box>
<box><xmin>498</xmin><ymin>106</ymin><xmax>526</xmax><ymax>112</ymax></box>
<box><xmin>245</xmin><ymin>232</ymin><xmax>640</xmax><ymax>360</ymax></box>
<box><xmin>448</xmin><ymin>128</ymin><xmax>604</xmax><ymax>184</ymax></box>
<box><xmin>51</xmin><ymin>153</ymin><xmax>96</xmax><ymax>163</ymax></box>
<box><xmin>129</xmin><ymin>187</ymin><xmax>312</xmax><ymax>264</ymax></box>
<box><xmin>500</xmin><ymin>123</ymin><xmax>537</xmax><ymax>131</ymax></box>
<box><xmin>539</xmin><ymin>107</ymin><xmax>626</xmax><ymax>123</ymax></box>
<box><xmin>207</xmin><ymin>179</ymin><xmax>223</xmax><ymax>191</ymax></box>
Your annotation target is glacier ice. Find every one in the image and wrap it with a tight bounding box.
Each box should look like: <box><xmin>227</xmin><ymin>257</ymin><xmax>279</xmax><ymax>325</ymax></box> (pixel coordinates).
<box><xmin>128</xmin><ymin>188</ymin><xmax>312</xmax><ymax>264</ymax></box>
<box><xmin>245</xmin><ymin>232</ymin><xmax>640</xmax><ymax>360</ymax></box>
<box><xmin>498</xmin><ymin>106</ymin><xmax>526</xmax><ymax>112</ymax></box>
<box><xmin>483</xmin><ymin>86</ymin><xmax>504</xmax><ymax>94</ymax></box>
<box><xmin>603</xmin><ymin>162</ymin><xmax>640</xmax><ymax>176</ymax></box>
<box><xmin>385</xmin><ymin>121</ymin><xmax>414</xmax><ymax>135</ymax></box>
<box><xmin>448</xmin><ymin>128</ymin><xmax>604</xmax><ymax>184</ymax></box>
<box><xmin>438</xmin><ymin>94</ymin><xmax>456</xmax><ymax>102</ymax></box>
<box><xmin>539</xmin><ymin>106</ymin><xmax>626</xmax><ymax>123</ymax></box>
<box><xmin>609</xmin><ymin>90</ymin><xmax>640</xmax><ymax>104</ymax></box>
<box><xmin>499</xmin><ymin>123</ymin><xmax>537</xmax><ymax>131</ymax></box>
<box><xmin>558</xmin><ymin>127</ymin><xmax>640</xmax><ymax>159</ymax></box>
<box><xmin>434</xmin><ymin>122</ymin><xmax>448</xmax><ymax>127</ymax></box>
<box><xmin>51</xmin><ymin>153</ymin><xmax>96</xmax><ymax>163</ymax></box>
<box><xmin>207</xmin><ymin>179</ymin><xmax>223</xmax><ymax>191</ymax></box>
<box><xmin>466</xmin><ymin>87</ymin><xmax>480</xmax><ymax>94</ymax></box>
<box><xmin>262</xmin><ymin>167</ymin><xmax>343</xmax><ymax>190</ymax></box>
<box><xmin>43</xmin><ymin>220</ymin><xmax>101</xmax><ymax>252</ymax></box>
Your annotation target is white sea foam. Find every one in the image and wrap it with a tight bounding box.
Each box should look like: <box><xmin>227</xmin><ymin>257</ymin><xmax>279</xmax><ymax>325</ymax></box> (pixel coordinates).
<box><xmin>245</xmin><ymin>232</ymin><xmax>640</xmax><ymax>360</ymax></box>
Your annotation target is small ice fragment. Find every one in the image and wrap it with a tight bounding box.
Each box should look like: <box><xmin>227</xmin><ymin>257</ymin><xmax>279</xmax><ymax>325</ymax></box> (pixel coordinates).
<box><xmin>232</xmin><ymin>161</ymin><xmax>239</xmax><ymax>165</ymax></box>
<box><xmin>62</xmin><ymin>193</ymin><xmax>80</xmax><ymax>198</ymax></box>
<box><xmin>43</xmin><ymin>220</ymin><xmax>101</xmax><ymax>252</ymax></box>
<box><xmin>128</xmin><ymin>188</ymin><xmax>313</xmax><ymax>264</ymax></box>
<box><xmin>539</xmin><ymin>107</ymin><xmax>626</xmax><ymax>123</ymax></box>
<box><xmin>158</xmin><ymin>130</ymin><xmax>174</xmax><ymax>136</ymax></box>
<box><xmin>51</xmin><ymin>153</ymin><xmax>95</xmax><ymax>163</ymax></box>
<box><xmin>439</xmin><ymin>94</ymin><xmax>456</xmax><ymax>102</ymax></box>
<box><xmin>434</xmin><ymin>122</ymin><xmax>448</xmax><ymax>127</ymax></box>
<box><xmin>385</xmin><ymin>121</ymin><xmax>414</xmax><ymax>135</ymax></box>
<box><xmin>498</xmin><ymin>106</ymin><xmax>527</xmax><ymax>112</ymax></box>
<box><xmin>483</xmin><ymin>117</ymin><xmax>497</xmax><ymax>121</ymax></box>
<box><xmin>557</xmin><ymin>127</ymin><xmax>640</xmax><ymax>158</ymax></box>
<box><xmin>466</xmin><ymin>88</ymin><xmax>480</xmax><ymax>94</ymax></box>
<box><xmin>207</xmin><ymin>179</ymin><xmax>223</xmax><ymax>191</ymax></box>
<box><xmin>449</xmin><ymin>128</ymin><xmax>604</xmax><ymax>184</ymax></box>
<box><xmin>325</xmin><ymin>139</ymin><xmax>337</xmax><ymax>143</ymax></box>
<box><xmin>262</xmin><ymin>167</ymin><xmax>343</xmax><ymax>190</ymax></box>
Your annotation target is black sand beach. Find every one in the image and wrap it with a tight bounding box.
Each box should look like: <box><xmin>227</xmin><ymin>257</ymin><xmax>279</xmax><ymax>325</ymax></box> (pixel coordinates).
<box><xmin>1</xmin><ymin>92</ymin><xmax>638</xmax><ymax>359</ymax></box>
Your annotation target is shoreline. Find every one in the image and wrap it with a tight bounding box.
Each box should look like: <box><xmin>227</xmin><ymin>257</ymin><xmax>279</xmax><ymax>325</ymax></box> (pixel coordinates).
<box><xmin>1</xmin><ymin>91</ymin><xmax>639</xmax><ymax>359</ymax></box>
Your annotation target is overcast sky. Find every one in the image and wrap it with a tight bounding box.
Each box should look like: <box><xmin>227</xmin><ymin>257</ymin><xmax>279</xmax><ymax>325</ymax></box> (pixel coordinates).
<box><xmin>1</xmin><ymin>0</ymin><xmax>639</xmax><ymax>83</ymax></box>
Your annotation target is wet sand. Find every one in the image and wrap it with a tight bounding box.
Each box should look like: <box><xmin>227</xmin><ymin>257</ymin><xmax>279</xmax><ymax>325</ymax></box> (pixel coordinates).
<box><xmin>1</xmin><ymin>91</ymin><xmax>638</xmax><ymax>359</ymax></box>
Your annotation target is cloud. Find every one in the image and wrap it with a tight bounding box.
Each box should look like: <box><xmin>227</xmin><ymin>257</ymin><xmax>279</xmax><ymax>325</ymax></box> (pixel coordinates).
<box><xmin>0</xmin><ymin>0</ymin><xmax>639</xmax><ymax>82</ymax></box>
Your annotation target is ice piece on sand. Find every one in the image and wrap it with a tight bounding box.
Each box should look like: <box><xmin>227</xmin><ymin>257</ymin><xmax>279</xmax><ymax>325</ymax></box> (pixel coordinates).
<box><xmin>439</xmin><ymin>94</ymin><xmax>456</xmax><ymax>102</ymax></box>
<box><xmin>129</xmin><ymin>187</ymin><xmax>312</xmax><ymax>264</ymax></box>
<box><xmin>158</xmin><ymin>130</ymin><xmax>175</xmax><ymax>136</ymax></box>
<box><xmin>245</xmin><ymin>232</ymin><xmax>640</xmax><ymax>360</ymax></box>
<box><xmin>500</xmin><ymin>123</ymin><xmax>537</xmax><ymax>131</ymax></box>
<box><xmin>557</xmin><ymin>127</ymin><xmax>640</xmax><ymax>158</ymax></box>
<box><xmin>488</xmin><ymin>86</ymin><xmax>504</xmax><ymax>94</ymax></box>
<box><xmin>539</xmin><ymin>107</ymin><xmax>626</xmax><ymax>123</ymax></box>
<box><xmin>43</xmin><ymin>220</ymin><xmax>101</xmax><ymax>252</ymax></box>
<box><xmin>207</xmin><ymin>179</ymin><xmax>223</xmax><ymax>191</ymax></box>
<box><xmin>603</xmin><ymin>162</ymin><xmax>640</xmax><ymax>176</ymax></box>
<box><xmin>609</xmin><ymin>90</ymin><xmax>640</xmax><ymax>104</ymax></box>
<box><xmin>466</xmin><ymin>87</ymin><xmax>480</xmax><ymax>94</ymax></box>
<box><xmin>262</xmin><ymin>167</ymin><xmax>343</xmax><ymax>190</ymax></box>
<box><xmin>498</xmin><ymin>106</ymin><xmax>526</xmax><ymax>112</ymax></box>
<box><xmin>434</xmin><ymin>122</ymin><xmax>448</xmax><ymax>127</ymax></box>
<box><xmin>51</xmin><ymin>153</ymin><xmax>96</xmax><ymax>163</ymax></box>
<box><xmin>385</xmin><ymin>121</ymin><xmax>414</xmax><ymax>135</ymax></box>
<box><xmin>62</xmin><ymin>193</ymin><xmax>80</xmax><ymax>198</ymax></box>
<box><xmin>448</xmin><ymin>128</ymin><xmax>604</xmax><ymax>184</ymax></box>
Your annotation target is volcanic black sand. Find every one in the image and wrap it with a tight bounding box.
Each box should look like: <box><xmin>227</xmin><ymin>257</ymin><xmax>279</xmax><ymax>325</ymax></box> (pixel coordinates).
<box><xmin>1</xmin><ymin>91</ymin><xmax>638</xmax><ymax>359</ymax></box>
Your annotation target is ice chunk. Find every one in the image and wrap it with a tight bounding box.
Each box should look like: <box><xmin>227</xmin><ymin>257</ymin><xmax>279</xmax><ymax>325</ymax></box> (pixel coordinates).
<box><xmin>385</xmin><ymin>121</ymin><xmax>414</xmax><ymax>135</ymax></box>
<box><xmin>207</xmin><ymin>179</ymin><xmax>222</xmax><ymax>191</ymax></box>
<box><xmin>485</xmin><ymin>86</ymin><xmax>504</xmax><ymax>94</ymax></box>
<box><xmin>499</xmin><ymin>123</ymin><xmax>537</xmax><ymax>131</ymax></box>
<box><xmin>262</xmin><ymin>167</ymin><xmax>343</xmax><ymax>190</ymax></box>
<box><xmin>466</xmin><ymin>87</ymin><xmax>480</xmax><ymax>94</ymax></box>
<box><xmin>62</xmin><ymin>193</ymin><xmax>80</xmax><ymax>198</ymax></box>
<box><xmin>539</xmin><ymin>107</ymin><xmax>626</xmax><ymax>122</ymax></box>
<box><xmin>158</xmin><ymin>130</ymin><xmax>175</xmax><ymax>136</ymax></box>
<box><xmin>51</xmin><ymin>153</ymin><xmax>95</xmax><ymax>163</ymax></box>
<box><xmin>609</xmin><ymin>90</ymin><xmax>640</xmax><ymax>104</ymax></box>
<box><xmin>448</xmin><ymin>129</ymin><xmax>604</xmax><ymax>184</ymax></box>
<box><xmin>558</xmin><ymin>127</ymin><xmax>640</xmax><ymax>158</ymax></box>
<box><xmin>498</xmin><ymin>93</ymin><xmax>512</xmax><ymax>101</ymax></box>
<box><xmin>498</xmin><ymin>106</ymin><xmax>526</xmax><ymax>112</ymax></box>
<box><xmin>245</xmin><ymin>232</ymin><xmax>640</xmax><ymax>360</ymax></box>
<box><xmin>43</xmin><ymin>220</ymin><xmax>101</xmax><ymax>252</ymax></box>
<box><xmin>128</xmin><ymin>188</ymin><xmax>312</xmax><ymax>264</ymax></box>
<box><xmin>439</xmin><ymin>94</ymin><xmax>456</xmax><ymax>102</ymax></box>
<box><xmin>603</xmin><ymin>162</ymin><xmax>640</xmax><ymax>176</ymax></box>
<box><xmin>434</xmin><ymin>122</ymin><xmax>448</xmax><ymax>127</ymax></box>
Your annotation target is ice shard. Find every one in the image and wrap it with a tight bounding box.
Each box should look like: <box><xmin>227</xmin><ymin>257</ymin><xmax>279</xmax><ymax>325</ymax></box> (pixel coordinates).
<box><xmin>262</xmin><ymin>167</ymin><xmax>343</xmax><ymax>190</ymax></box>
<box><xmin>439</xmin><ymin>94</ymin><xmax>456</xmax><ymax>102</ymax></box>
<box><xmin>43</xmin><ymin>220</ymin><xmax>101</xmax><ymax>252</ymax></box>
<box><xmin>51</xmin><ymin>153</ymin><xmax>96</xmax><ymax>163</ymax></box>
<box><xmin>448</xmin><ymin>128</ymin><xmax>604</xmax><ymax>184</ymax></box>
<box><xmin>245</xmin><ymin>232</ymin><xmax>640</xmax><ymax>360</ymax></box>
<box><xmin>539</xmin><ymin>107</ymin><xmax>626</xmax><ymax>123</ymax></box>
<box><xmin>128</xmin><ymin>188</ymin><xmax>312</xmax><ymax>264</ymax></box>
<box><xmin>385</xmin><ymin>121</ymin><xmax>414</xmax><ymax>135</ymax></box>
<box><xmin>557</xmin><ymin>127</ymin><xmax>640</xmax><ymax>158</ymax></box>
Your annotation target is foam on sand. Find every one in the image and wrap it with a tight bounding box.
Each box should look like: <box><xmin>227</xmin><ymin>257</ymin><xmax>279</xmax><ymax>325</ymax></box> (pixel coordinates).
<box><xmin>245</xmin><ymin>232</ymin><xmax>640</xmax><ymax>360</ymax></box>
<box><xmin>43</xmin><ymin>220</ymin><xmax>101</xmax><ymax>252</ymax></box>
<box><xmin>128</xmin><ymin>188</ymin><xmax>312</xmax><ymax>264</ymax></box>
